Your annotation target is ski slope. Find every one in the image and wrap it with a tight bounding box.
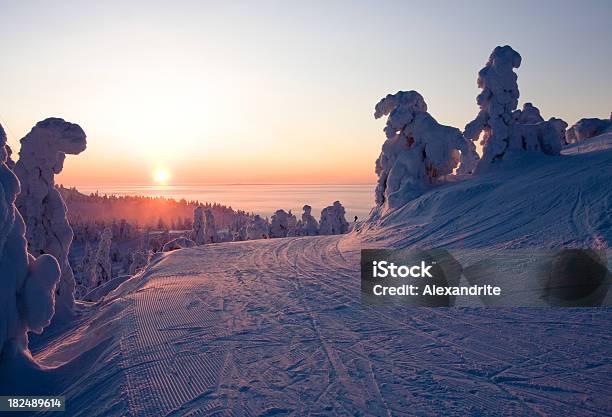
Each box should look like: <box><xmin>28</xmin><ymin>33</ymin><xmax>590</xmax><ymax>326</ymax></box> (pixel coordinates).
<box><xmin>23</xmin><ymin>140</ymin><xmax>612</xmax><ymax>416</ymax></box>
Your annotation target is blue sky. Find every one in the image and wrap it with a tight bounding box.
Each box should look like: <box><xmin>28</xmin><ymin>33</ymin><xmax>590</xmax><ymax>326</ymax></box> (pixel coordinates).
<box><xmin>0</xmin><ymin>0</ymin><xmax>610</xmax><ymax>184</ymax></box>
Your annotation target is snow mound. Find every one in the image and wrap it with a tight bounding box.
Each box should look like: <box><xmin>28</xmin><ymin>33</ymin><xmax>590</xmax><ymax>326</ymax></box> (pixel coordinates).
<box><xmin>566</xmin><ymin>115</ymin><xmax>612</xmax><ymax>144</ymax></box>
<box><xmin>562</xmin><ymin>131</ymin><xmax>612</xmax><ymax>155</ymax></box>
<box><xmin>162</xmin><ymin>236</ymin><xmax>196</xmax><ymax>252</ymax></box>
<box><xmin>82</xmin><ymin>274</ymin><xmax>131</xmax><ymax>302</ymax></box>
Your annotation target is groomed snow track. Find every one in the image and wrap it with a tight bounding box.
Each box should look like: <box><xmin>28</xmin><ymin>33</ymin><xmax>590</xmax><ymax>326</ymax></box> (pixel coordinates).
<box><xmin>73</xmin><ymin>235</ymin><xmax>610</xmax><ymax>417</ymax></box>
<box><xmin>30</xmin><ymin>142</ymin><xmax>612</xmax><ymax>417</ymax></box>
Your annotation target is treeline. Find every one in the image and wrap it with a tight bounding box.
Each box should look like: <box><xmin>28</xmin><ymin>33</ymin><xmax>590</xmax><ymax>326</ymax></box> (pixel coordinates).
<box><xmin>58</xmin><ymin>185</ymin><xmax>253</xmax><ymax>230</ymax></box>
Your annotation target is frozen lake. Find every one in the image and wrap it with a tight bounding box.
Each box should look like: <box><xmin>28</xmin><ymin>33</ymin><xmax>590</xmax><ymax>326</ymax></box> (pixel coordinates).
<box><xmin>73</xmin><ymin>184</ymin><xmax>376</xmax><ymax>221</ymax></box>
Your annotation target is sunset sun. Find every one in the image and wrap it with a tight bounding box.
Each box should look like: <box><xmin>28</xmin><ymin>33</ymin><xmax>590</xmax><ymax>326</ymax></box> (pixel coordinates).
<box><xmin>153</xmin><ymin>168</ymin><xmax>170</xmax><ymax>185</ymax></box>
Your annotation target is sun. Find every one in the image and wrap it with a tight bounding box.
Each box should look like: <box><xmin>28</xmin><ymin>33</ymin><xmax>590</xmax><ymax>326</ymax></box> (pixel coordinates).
<box><xmin>153</xmin><ymin>168</ymin><xmax>171</xmax><ymax>185</ymax></box>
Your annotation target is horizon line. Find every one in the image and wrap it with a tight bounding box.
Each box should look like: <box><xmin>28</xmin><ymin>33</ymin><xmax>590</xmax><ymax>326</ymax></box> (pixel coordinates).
<box><xmin>61</xmin><ymin>182</ymin><xmax>377</xmax><ymax>187</ymax></box>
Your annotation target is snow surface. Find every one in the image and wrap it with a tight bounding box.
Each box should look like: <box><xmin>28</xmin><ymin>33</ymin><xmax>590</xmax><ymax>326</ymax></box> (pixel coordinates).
<box><xmin>8</xmin><ymin>134</ymin><xmax>610</xmax><ymax>416</ymax></box>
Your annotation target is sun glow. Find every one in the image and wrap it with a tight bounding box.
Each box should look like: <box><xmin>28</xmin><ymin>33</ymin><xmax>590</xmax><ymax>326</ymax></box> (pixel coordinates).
<box><xmin>153</xmin><ymin>168</ymin><xmax>171</xmax><ymax>185</ymax></box>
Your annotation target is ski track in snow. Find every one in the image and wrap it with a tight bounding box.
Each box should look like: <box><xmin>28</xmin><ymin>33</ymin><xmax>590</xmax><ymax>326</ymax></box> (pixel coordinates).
<box><xmin>105</xmin><ymin>235</ymin><xmax>611</xmax><ymax>417</ymax></box>
<box><xmin>29</xmin><ymin>144</ymin><xmax>612</xmax><ymax>417</ymax></box>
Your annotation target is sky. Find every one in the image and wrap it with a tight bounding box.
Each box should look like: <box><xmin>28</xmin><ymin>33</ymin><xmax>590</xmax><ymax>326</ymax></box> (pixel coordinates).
<box><xmin>0</xmin><ymin>0</ymin><xmax>610</xmax><ymax>186</ymax></box>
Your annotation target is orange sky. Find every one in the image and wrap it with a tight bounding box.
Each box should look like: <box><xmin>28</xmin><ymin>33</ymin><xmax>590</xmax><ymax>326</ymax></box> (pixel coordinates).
<box><xmin>2</xmin><ymin>2</ymin><xmax>611</xmax><ymax>186</ymax></box>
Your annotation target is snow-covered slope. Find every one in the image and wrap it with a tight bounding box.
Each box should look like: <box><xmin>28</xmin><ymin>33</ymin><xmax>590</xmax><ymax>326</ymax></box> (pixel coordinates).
<box><xmin>9</xmin><ymin>137</ymin><xmax>612</xmax><ymax>416</ymax></box>
<box><xmin>562</xmin><ymin>131</ymin><xmax>612</xmax><ymax>156</ymax></box>
<box><xmin>361</xmin><ymin>144</ymin><xmax>611</xmax><ymax>250</ymax></box>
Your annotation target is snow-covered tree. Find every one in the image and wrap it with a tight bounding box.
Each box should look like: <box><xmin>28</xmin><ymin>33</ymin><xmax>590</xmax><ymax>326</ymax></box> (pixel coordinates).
<box><xmin>269</xmin><ymin>209</ymin><xmax>297</xmax><ymax>238</ymax></box>
<box><xmin>286</xmin><ymin>210</ymin><xmax>298</xmax><ymax>236</ymax></box>
<box><xmin>509</xmin><ymin>103</ymin><xmax>568</xmax><ymax>155</ymax></box>
<box><xmin>512</xmin><ymin>102</ymin><xmax>543</xmax><ymax>124</ymax></box>
<box><xmin>74</xmin><ymin>241</ymin><xmax>95</xmax><ymax>298</ymax></box>
<box><xmin>246</xmin><ymin>215</ymin><xmax>269</xmax><ymax>240</ymax></box>
<box><xmin>0</xmin><ymin>122</ymin><xmax>61</xmax><ymax>363</ymax></box>
<box><xmin>464</xmin><ymin>47</ymin><xmax>567</xmax><ymax>170</ymax></box>
<box><xmin>566</xmin><ymin>116</ymin><xmax>612</xmax><ymax>144</ymax></box>
<box><xmin>192</xmin><ymin>205</ymin><xmax>206</xmax><ymax>245</ymax></box>
<box><xmin>129</xmin><ymin>249</ymin><xmax>151</xmax><ymax>275</ymax></box>
<box><xmin>464</xmin><ymin>45</ymin><xmax>521</xmax><ymax>170</ymax></box>
<box><xmin>374</xmin><ymin>91</ymin><xmax>479</xmax><ymax>208</ymax></box>
<box><xmin>0</xmin><ymin>124</ymin><xmax>15</xmax><ymax>170</ymax></box>
<box><xmin>92</xmin><ymin>228</ymin><xmax>112</xmax><ymax>287</ymax></box>
<box><xmin>203</xmin><ymin>209</ymin><xmax>219</xmax><ymax>243</ymax></box>
<box><xmin>319</xmin><ymin>201</ymin><xmax>349</xmax><ymax>235</ymax></box>
<box><xmin>298</xmin><ymin>205</ymin><xmax>319</xmax><ymax>236</ymax></box>
<box><xmin>14</xmin><ymin>118</ymin><xmax>87</xmax><ymax>321</ymax></box>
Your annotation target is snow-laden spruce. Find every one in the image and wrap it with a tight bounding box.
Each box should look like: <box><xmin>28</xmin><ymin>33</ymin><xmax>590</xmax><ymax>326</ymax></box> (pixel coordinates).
<box><xmin>192</xmin><ymin>206</ymin><xmax>206</xmax><ymax>245</ymax></box>
<box><xmin>192</xmin><ymin>206</ymin><xmax>219</xmax><ymax>245</ymax></box>
<box><xmin>74</xmin><ymin>228</ymin><xmax>112</xmax><ymax>297</ymax></box>
<box><xmin>1</xmin><ymin>124</ymin><xmax>15</xmax><ymax>170</ymax></box>
<box><xmin>464</xmin><ymin>47</ymin><xmax>567</xmax><ymax>171</ymax></box>
<box><xmin>297</xmin><ymin>205</ymin><xmax>319</xmax><ymax>236</ymax></box>
<box><xmin>318</xmin><ymin>201</ymin><xmax>349</xmax><ymax>235</ymax></box>
<box><xmin>203</xmin><ymin>209</ymin><xmax>219</xmax><ymax>243</ymax></box>
<box><xmin>233</xmin><ymin>224</ymin><xmax>248</xmax><ymax>241</ymax></box>
<box><xmin>74</xmin><ymin>241</ymin><xmax>95</xmax><ymax>298</ymax></box>
<box><xmin>246</xmin><ymin>215</ymin><xmax>269</xmax><ymax>240</ymax></box>
<box><xmin>374</xmin><ymin>91</ymin><xmax>479</xmax><ymax>208</ymax></box>
<box><xmin>463</xmin><ymin>45</ymin><xmax>521</xmax><ymax>170</ymax></box>
<box><xmin>269</xmin><ymin>209</ymin><xmax>298</xmax><ymax>238</ymax></box>
<box><xmin>129</xmin><ymin>249</ymin><xmax>151</xmax><ymax>275</ymax></box>
<box><xmin>0</xmin><ymin>122</ymin><xmax>61</xmax><ymax>365</ymax></box>
<box><xmin>92</xmin><ymin>228</ymin><xmax>113</xmax><ymax>287</ymax></box>
<box><xmin>510</xmin><ymin>102</ymin><xmax>567</xmax><ymax>155</ymax></box>
<box><xmin>14</xmin><ymin>118</ymin><xmax>86</xmax><ymax>322</ymax></box>
<box><xmin>566</xmin><ymin>115</ymin><xmax>612</xmax><ymax>144</ymax></box>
